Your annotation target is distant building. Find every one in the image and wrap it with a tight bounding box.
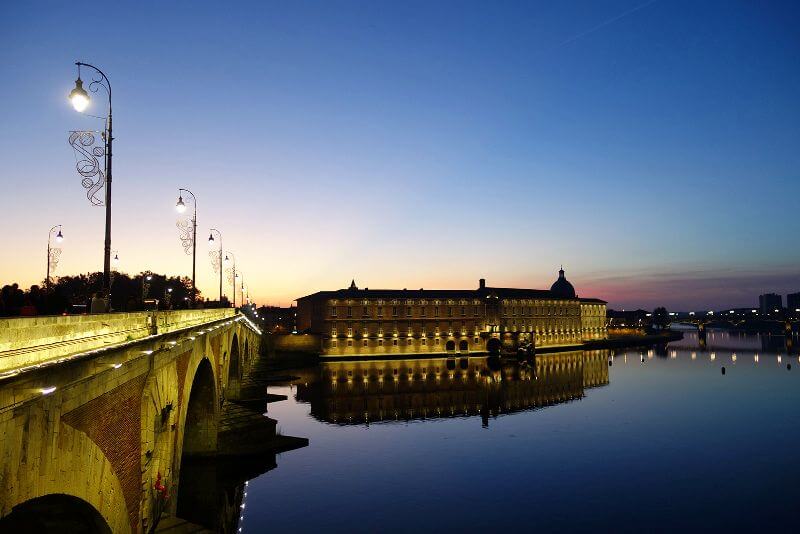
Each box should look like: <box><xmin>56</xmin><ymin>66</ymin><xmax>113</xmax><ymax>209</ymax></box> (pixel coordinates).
<box><xmin>759</xmin><ymin>293</ymin><xmax>782</xmax><ymax>314</ymax></box>
<box><xmin>296</xmin><ymin>268</ymin><xmax>607</xmax><ymax>357</ymax></box>
<box><xmin>257</xmin><ymin>305</ymin><xmax>297</xmax><ymax>333</ymax></box>
<box><xmin>607</xmin><ymin>309</ymin><xmax>649</xmax><ymax>328</ymax></box>
<box><xmin>787</xmin><ymin>292</ymin><xmax>800</xmax><ymax>313</ymax></box>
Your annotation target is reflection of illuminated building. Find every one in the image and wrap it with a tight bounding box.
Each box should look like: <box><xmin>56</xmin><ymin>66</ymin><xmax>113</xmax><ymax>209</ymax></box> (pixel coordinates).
<box><xmin>296</xmin><ymin>269</ymin><xmax>607</xmax><ymax>357</ymax></box>
<box><xmin>294</xmin><ymin>351</ymin><xmax>609</xmax><ymax>426</ymax></box>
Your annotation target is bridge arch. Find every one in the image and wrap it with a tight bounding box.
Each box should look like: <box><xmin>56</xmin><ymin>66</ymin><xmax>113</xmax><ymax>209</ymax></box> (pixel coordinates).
<box><xmin>445</xmin><ymin>340</ymin><xmax>456</xmax><ymax>352</ymax></box>
<box><xmin>0</xmin><ymin>419</ymin><xmax>130</xmax><ymax>532</ymax></box>
<box><xmin>487</xmin><ymin>337</ymin><xmax>502</xmax><ymax>355</ymax></box>
<box><xmin>0</xmin><ymin>493</ymin><xmax>112</xmax><ymax>533</ymax></box>
<box><xmin>458</xmin><ymin>340</ymin><xmax>469</xmax><ymax>353</ymax></box>
<box><xmin>182</xmin><ymin>357</ymin><xmax>218</xmax><ymax>457</ymax></box>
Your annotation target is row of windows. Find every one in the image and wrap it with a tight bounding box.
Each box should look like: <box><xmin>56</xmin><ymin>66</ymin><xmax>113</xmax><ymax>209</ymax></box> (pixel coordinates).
<box><xmin>329</xmin><ymin>304</ymin><xmax>604</xmax><ymax>319</ymax></box>
<box><xmin>330</xmin><ymin>298</ymin><xmax>604</xmax><ymax>308</ymax></box>
<box><xmin>331</xmin><ymin>365</ymin><xmax>483</xmax><ymax>378</ymax></box>
<box><xmin>331</xmin><ymin>299</ymin><xmax>480</xmax><ymax>306</ymax></box>
<box><xmin>331</xmin><ymin>337</ymin><xmax>482</xmax><ymax>348</ymax></box>
<box><xmin>330</xmin><ymin>323</ymin><xmax>605</xmax><ymax>337</ymax></box>
<box><xmin>501</xmin><ymin>306</ymin><xmax>579</xmax><ymax>317</ymax></box>
<box><xmin>331</xmin><ymin>305</ymin><xmax>482</xmax><ymax>318</ymax></box>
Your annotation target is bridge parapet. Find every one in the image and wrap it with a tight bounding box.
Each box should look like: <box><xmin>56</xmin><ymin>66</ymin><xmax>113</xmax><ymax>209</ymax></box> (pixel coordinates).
<box><xmin>0</xmin><ymin>309</ymin><xmax>235</xmax><ymax>375</ymax></box>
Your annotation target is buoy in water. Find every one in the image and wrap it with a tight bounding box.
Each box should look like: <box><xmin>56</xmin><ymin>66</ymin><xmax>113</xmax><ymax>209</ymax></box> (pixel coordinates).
<box><xmin>721</xmin><ymin>366</ymin><xmax>726</xmax><ymax>375</ymax></box>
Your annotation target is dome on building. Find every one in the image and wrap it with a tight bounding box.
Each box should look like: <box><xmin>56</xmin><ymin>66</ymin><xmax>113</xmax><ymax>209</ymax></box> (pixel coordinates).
<box><xmin>550</xmin><ymin>266</ymin><xmax>576</xmax><ymax>299</ymax></box>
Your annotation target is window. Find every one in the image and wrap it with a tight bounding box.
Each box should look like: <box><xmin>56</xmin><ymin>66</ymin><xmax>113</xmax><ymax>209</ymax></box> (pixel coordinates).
<box><xmin>407</xmin><ymin>306</ymin><xmax>412</xmax><ymax>317</ymax></box>
<box><xmin>392</xmin><ymin>306</ymin><xmax>397</xmax><ymax>317</ymax></box>
<box><xmin>378</xmin><ymin>339</ymin><xmax>383</xmax><ymax>346</ymax></box>
<box><xmin>435</xmin><ymin>338</ymin><xmax>440</xmax><ymax>345</ymax></box>
<box><xmin>377</xmin><ymin>306</ymin><xmax>383</xmax><ymax>317</ymax></box>
<box><xmin>474</xmin><ymin>305</ymin><xmax>479</xmax><ymax>316</ymax></box>
<box><xmin>331</xmin><ymin>340</ymin><xmax>338</xmax><ymax>348</ymax></box>
<box><xmin>434</xmin><ymin>306</ymin><xmax>439</xmax><ymax>317</ymax></box>
<box><xmin>330</xmin><ymin>306</ymin><xmax>337</xmax><ymax>317</ymax></box>
<box><xmin>347</xmin><ymin>306</ymin><xmax>352</xmax><ymax>318</ymax></box>
<box><xmin>447</xmin><ymin>307</ymin><xmax>453</xmax><ymax>317</ymax></box>
<box><xmin>363</xmin><ymin>306</ymin><xmax>369</xmax><ymax>317</ymax></box>
<box><xmin>422</xmin><ymin>338</ymin><xmax>427</xmax><ymax>345</ymax></box>
<box><xmin>347</xmin><ymin>340</ymin><xmax>353</xmax><ymax>346</ymax></box>
<box><xmin>420</xmin><ymin>306</ymin><xmax>426</xmax><ymax>317</ymax></box>
<box><xmin>363</xmin><ymin>339</ymin><xmax>368</xmax><ymax>347</ymax></box>
<box><xmin>347</xmin><ymin>327</ymin><xmax>353</xmax><ymax>336</ymax></box>
<box><xmin>331</xmin><ymin>327</ymin><xmax>337</xmax><ymax>336</ymax></box>
<box><xmin>393</xmin><ymin>339</ymin><xmax>398</xmax><ymax>346</ymax></box>
<box><xmin>460</xmin><ymin>306</ymin><xmax>466</xmax><ymax>316</ymax></box>
<box><xmin>407</xmin><ymin>338</ymin><xmax>413</xmax><ymax>345</ymax></box>
<box><xmin>474</xmin><ymin>337</ymin><xmax>479</xmax><ymax>343</ymax></box>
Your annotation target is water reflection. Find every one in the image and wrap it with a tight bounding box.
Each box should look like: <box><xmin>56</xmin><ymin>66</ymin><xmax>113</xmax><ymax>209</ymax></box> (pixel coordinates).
<box><xmin>295</xmin><ymin>351</ymin><xmax>609</xmax><ymax>427</ymax></box>
<box><xmin>240</xmin><ymin>333</ymin><xmax>799</xmax><ymax>532</ymax></box>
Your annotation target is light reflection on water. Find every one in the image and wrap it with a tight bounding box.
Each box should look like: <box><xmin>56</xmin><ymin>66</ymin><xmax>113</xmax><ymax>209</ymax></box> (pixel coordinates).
<box><xmin>242</xmin><ymin>331</ymin><xmax>799</xmax><ymax>532</ymax></box>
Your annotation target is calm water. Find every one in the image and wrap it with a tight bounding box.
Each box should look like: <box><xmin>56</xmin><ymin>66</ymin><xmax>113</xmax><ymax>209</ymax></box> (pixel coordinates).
<box><xmin>242</xmin><ymin>331</ymin><xmax>799</xmax><ymax>532</ymax></box>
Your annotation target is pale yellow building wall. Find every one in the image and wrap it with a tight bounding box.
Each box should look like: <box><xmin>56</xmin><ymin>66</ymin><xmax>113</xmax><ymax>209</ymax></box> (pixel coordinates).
<box><xmin>319</xmin><ymin>296</ymin><xmax>607</xmax><ymax>356</ymax></box>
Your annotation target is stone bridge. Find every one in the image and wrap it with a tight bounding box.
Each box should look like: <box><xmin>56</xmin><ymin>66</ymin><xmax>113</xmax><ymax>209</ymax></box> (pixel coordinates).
<box><xmin>0</xmin><ymin>309</ymin><xmax>305</xmax><ymax>533</ymax></box>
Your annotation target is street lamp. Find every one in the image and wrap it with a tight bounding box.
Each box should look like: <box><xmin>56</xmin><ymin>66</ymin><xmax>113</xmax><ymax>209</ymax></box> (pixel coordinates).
<box><xmin>68</xmin><ymin>61</ymin><xmax>113</xmax><ymax>309</ymax></box>
<box><xmin>224</xmin><ymin>251</ymin><xmax>237</xmax><ymax>308</ymax></box>
<box><xmin>208</xmin><ymin>229</ymin><xmax>223</xmax><ymax>303</ymax></box>
<box><xmin>112</xmin><ymin>251</ymin><xmax>120</xmax><ymax>267</ymax></box>
<box><xmin>46</xmin><ymin>225</ymin><xmax>64</xmax><ymax>289</ymax></box>
<box><xmin>175</xmin><ymin>188</ymin><xmax>198</xmax><ymax>304</ymax></box>
<box><xmin>142</xmin><ymin>272</ymin><xmax>153</xmax><ymax>304</ymax></box>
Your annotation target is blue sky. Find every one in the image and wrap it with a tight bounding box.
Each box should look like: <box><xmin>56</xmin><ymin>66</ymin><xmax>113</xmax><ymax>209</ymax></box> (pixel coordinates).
<box><xmin>1</xmin><ymin>0</ymin><xmax>798</xmax><ymax>309</ymax></box>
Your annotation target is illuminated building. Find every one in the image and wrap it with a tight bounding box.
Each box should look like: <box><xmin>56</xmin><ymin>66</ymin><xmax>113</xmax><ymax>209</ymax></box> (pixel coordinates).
<box><xmin>296</xmin><ymin>268</ymin><xmax>607</xmax><ymax>357</ymax></box>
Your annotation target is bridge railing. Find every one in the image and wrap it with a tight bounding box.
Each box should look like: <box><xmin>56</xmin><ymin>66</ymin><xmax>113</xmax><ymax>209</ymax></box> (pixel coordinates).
<box><xmin>0</xmin><ymin>309</ymin><xmax>235</xmax><ymax>376</ymax></box>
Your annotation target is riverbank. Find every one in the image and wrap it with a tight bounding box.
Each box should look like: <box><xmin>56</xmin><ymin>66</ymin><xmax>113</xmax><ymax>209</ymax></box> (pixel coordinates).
<box><xmin>265</xmin><ymin>331</ymin><xmax>684</xmax><ymax>363</ymax></box>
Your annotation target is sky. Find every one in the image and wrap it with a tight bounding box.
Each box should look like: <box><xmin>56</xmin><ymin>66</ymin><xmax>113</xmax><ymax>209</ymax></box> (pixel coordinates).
<box><xmin>0</xmin><ymin>0</ymin><xmax>798</xmax><ymax>310</ymax></box>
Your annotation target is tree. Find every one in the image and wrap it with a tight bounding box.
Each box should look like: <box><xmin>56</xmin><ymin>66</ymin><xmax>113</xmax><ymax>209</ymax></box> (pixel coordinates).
<box><xmin>651</xmin><ymin>307</ymin><xmax>670</xmax><ymax>330</ymax></box>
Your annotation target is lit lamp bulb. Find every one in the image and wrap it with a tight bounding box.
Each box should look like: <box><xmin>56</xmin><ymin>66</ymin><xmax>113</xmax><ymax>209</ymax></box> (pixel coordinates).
<box><xmin>175</xmin><ymin>195</ymin><xmax>186</xmax><ymax>214</ymax></box>
<box><xmin>69</xmin><ymin>77</ymin><xmax>90</xmax><ymax>112</ymax></box>
<box><xmin>113</xmin><ymin>253</ymin><xmax>120</xmax><ymax>266</ymax></box>
<box><xmin>55</xmin><ymin>229</ymin><xmax>64</xmax><ymax>243</ymax></box>
<box><xmin>207</xmin><ymin>234</ymin><xmax>215</xmax><ymax>247</ymax></box>
<box><xmin>224</xmin><ymin>255</ymin><xmax>230</xmax><ymax>264</ymax></box>
<box><xmin>167</xmin><ymin>288</ymin><xmax>173</xmax><ymax>293</ymax></box>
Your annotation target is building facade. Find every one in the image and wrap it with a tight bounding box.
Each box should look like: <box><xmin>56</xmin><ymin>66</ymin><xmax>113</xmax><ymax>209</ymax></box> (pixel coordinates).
<box><xmin>759</xmin><ymin>293</ymin><xmax>783</xmax><ymax>314</ymax></box>
<box><xmin>296</xmin><ymin>268</ymin><xmax>607</xmax><ymax>357</ymax></box>
<box><xmin>787</xmin><ymin>292</ymin><xmax>800</xmax><ymax>313</ymax></box>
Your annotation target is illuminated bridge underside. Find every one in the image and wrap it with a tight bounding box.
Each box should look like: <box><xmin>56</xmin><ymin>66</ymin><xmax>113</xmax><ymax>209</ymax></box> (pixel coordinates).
<box><xmin>0</xmin><ymin>310</ymin><xmax>279</xmax><ymax>533</ymax></box>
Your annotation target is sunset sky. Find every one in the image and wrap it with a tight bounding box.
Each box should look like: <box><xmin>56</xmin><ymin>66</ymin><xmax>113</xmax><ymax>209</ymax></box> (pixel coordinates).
<box><xmin>1</xmin><ymin>1</ymin><xmax>798</xmax><ymax>310</ymax></box>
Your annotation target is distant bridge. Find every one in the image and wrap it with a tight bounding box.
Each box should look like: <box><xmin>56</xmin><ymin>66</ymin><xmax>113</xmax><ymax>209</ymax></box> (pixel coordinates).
<box><xmin>0</xmin><ymin>309</ymin><xmax>305</xmax><ymax>533</ymax></box>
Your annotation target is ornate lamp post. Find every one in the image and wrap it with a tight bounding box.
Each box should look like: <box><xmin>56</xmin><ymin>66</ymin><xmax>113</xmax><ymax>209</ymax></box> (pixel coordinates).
<box><xmin>68</xmin><ymin>61</ymin><xmax>113</xmax><ymax>308</ymax></box>
<box><xmin>164</xmin><ymin>287</ymin><xmax>173</xmax><ymax>309</ymax></box>
<box><xmin>46</xmin><ymin>225</ymin><xmax>64</xmax><ymax>289</ymax></box>
<box><xmin>142</xmin><ymin>272</ymin><xmax>153</xmax><ymax>304</ymax></box>
<box><xmin>175</xmin><ymin>188</ymin><xmax>198</xmax><ymax>304</ymax></box>
<box><xmin>224</xmin><ymin>252</ymin><xmax>237</xmax><ymax>308</ymax></box>
<box><xmin>208</xmin><ymin>229</ymin><xmax>223</xmax><ymax>303</ymax></box>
